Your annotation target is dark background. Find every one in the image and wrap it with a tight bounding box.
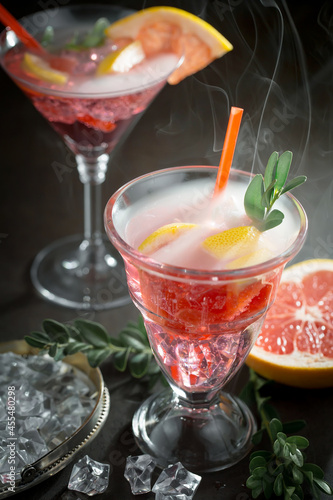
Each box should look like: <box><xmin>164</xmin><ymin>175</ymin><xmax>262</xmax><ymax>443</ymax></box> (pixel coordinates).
<box><xmin>0</xmin><ymin>0</ymin><xmax>332</xmax><ymax>499</ymax></box>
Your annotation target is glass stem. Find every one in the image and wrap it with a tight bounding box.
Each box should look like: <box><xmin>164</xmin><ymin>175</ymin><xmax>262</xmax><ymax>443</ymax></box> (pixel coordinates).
<box><xmin>76</xmin><ymin>154</ymin><xmax>109</xmax><ymax>245</ymax></box>
<box><xmin>83</xmin><ymin>181</ymin><xmax>102</xmax><ymax>242</ymax></box>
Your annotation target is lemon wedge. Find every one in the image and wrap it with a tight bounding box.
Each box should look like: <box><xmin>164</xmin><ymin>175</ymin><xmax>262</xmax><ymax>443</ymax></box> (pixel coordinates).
<box><xmin>226</xmin><ymin>248</ymin><xmax>274</xmax><ymax>269</ymax></box>
<box><xmin>202</xmin><ymin>226</ymin><xmax>261</xmax><ymax>263</ymax></box>
<box><xmin>23</xmin><ymin>53</ymin><xmax>69</xmax><ymax>85</ymax></box>
<box><xmin>96</xmin><ymin>40</ymin><xmax>145</xmax><ymax>75</ymax></box>
<box><xmin>105</xmin><ymin>6</ymin><xmax>233</xmax><ymax>84</ymax></box>
<box><xmin>138</xmin><ymin>223</ymin><xmax>197</xmax><ymax>255</ymax></box>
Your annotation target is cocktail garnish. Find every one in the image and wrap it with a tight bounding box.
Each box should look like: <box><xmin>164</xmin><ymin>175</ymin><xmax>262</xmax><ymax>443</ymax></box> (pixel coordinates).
<box><xmin>65</xmin><ymin>17</ymin><xmax>110</xmax><ymax>50</ymax></box>
<box><xmin>202</xmin><ymin>225</ymin><xmax>274</xmax><ymax>268</ymax></box>
<box><xmin>96</xmin><ymin>40</ymin><xmax>145</xmax><ymax>75</ymax></box>
<box><xmin>23</xmin><ymin>52</ymin><xmax>69</xmax><ymax>84</ymax></box>
<box><xmin>41</xmin><ymin>26</ymin><xmax>54</xmax><ymax>47</ymax></box>
<box><xmin>105</xmin><ymin>6</ymin><xmax>233</xmax><ymax>84</ymax></box>
<box><xmin>203</xmin><ymin>226</ymin><xmax>260</xmax><ymax>259</ymax></box>
<box><xmin>214</xmin><ymin>106</ymin><xmax>244</xmax><ymax>196</ymax></box>
<box><xmin>138</xmin><ymin>223</ymin><xmax>197</xmax><ymax>255</ymax></box>
<box><xmin>244</xmin><ymin>151</ymin><xmax>307</xmax><ymax>232</ymax></box>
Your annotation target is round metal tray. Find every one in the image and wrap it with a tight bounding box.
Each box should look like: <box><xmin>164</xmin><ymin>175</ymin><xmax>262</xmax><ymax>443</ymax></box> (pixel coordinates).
<box><xmin>0</xmin><ymin>340</ymin><xmax>110</xmax><ymax>498</ymax></box>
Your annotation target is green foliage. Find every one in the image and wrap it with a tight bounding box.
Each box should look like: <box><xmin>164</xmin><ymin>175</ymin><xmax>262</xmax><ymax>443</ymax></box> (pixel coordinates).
<box><xmin>41</xmin><ymin>26</ymin><xmax>54</xmax><ymax>47</ymax></box>
<box><xmin>244</xmin><ymin>151</ymin><xmax>307</xmax><ymax>231</ymax></box>
<box><xmin>25</xmin><ymin>316</ymin><xmax>162</xmax><ymax>383</ymax></box>
<box><xmin>64</xmin><ymin>17</ymin><xmax>110</xmax><ymax>50</ymax></box>
<box><xmin>26</xmin><ymin>318</ymin><xmax>332</xmax><ymax>499</ymax></box>
<box><xmin>242</xmin><ymin>370</ymin><xmax>333</xmax><ymax>499</ymax></box>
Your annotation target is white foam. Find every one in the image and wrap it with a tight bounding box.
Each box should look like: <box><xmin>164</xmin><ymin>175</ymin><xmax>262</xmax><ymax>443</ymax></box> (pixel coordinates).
<box><xmin>76</xmin><ymin>53</ymin><xmax>180</xmax><ymax>96</ymax></box>
<box><xmin>123</xmin><ymin>175</ymin><xmax>301</xmax><ymax>270</ymax></box>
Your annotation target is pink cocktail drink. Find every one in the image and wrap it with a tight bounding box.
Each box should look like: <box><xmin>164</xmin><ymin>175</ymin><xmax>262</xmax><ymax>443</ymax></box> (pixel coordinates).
<box><xmin>0</xmin><ymin>5</ymin><xmax>181</xmax><ymax>310</ymax></box>
<box><xmin>2</xmin><ymin>23</ymin><xmax>178</xmax><ymax>158</ymax></box>
<box><xmin>105</xmin><ymin>165</ymin><xmax>307</xmax><ymax>471</ymax></box>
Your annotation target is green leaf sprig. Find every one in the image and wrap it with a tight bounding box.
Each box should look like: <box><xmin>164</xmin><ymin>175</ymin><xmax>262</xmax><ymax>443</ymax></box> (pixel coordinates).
<box><xmin>41</xmin><ymin>26</ymin><xmax>54</xmax><ymax>47</ymax></box>
<box><xmin>241</xmin><ymin>369</ymin><xmax>333</xmax><ymax>500</ymax></box>
<box><xmin>244</xmin><ymin>151</ymin><xmax>307</xmax><ymax>231</ymax></box>
<box><xmin>64</xmin><ymin>17</ymin><xmax>110</xmax><ymax>50</ymax></box>
<box><xmin>25</xmin><ymin>317</ymin><xmax>161</xmax><ymax>384</ymax></box>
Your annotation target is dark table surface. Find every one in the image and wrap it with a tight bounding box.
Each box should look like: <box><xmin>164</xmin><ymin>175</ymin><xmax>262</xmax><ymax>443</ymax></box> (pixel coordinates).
<box><xmin>0</xmin><ymin>0</ymin><xmax>332</xmax><ymax>498</ymax></box>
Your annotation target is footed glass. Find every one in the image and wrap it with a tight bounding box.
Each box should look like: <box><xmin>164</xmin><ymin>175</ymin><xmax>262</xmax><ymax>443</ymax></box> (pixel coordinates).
<box><xmin>0</xmin><ymin>5</ymin><xmax>180</xmax><ymax>310</ymax></box>
<box><xmin>104</xmin><ymin>166</ymin><xmax>307</xmax><ymax>471</ymax></box>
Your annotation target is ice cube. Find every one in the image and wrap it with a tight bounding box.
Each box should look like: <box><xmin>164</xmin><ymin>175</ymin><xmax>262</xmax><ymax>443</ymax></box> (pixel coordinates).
<box><xmin>152</xmin><ymin>462</ymin><xmax>201</xmax><ymax>499</ymax></box>
<box><xmin>124</xmin><ymin>454</ymin><xmax>157</xmax><ymax>494</ymax></box>
<box><xmin>16</xmin><ymin>381</ymin><xmax>46</xmax><ymax>417</ymax></box>
<box><xmin>68</xmin><ymin>455</ymin><xmax>110</xmax><ymax>496</ymax></box>
<box><xmin>18</xmin><ymin>430</ymin><xmax>48</xmax><ymax>464</ymax></box>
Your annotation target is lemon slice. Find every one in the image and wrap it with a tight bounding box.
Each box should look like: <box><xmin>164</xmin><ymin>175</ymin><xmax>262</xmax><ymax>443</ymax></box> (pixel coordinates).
<box><xmin>226</xmin><ymin>247</ymin><xmax>274</xmax><ymax>269</ymax></box>
<box><xmin>202</xmin><ymin>226</ymin><xmax>261</xmax><ymax>263</ymax></box>
<box><xmin>23</xmin><ymin>53</ymin><xmax>69</xmax><ymax>85</ymax></box>
<box><xmin>96</xmin><ymin>40</ymin><xmax>145</xmax><ymax>75</ymax></box>
<box><xmin>138</xmin><ymin>223</ymin><xmax>197</xmax><ymax>255</ymax></box>
<box><xmin>105</xmin><ymin>6</ymin><xmax>233</xmax><ymax>84</ymax></box>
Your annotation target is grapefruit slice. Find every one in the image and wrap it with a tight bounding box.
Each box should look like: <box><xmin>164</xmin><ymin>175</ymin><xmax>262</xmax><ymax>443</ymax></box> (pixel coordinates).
<box><xmin>246</xmin><ymin>259</ymin><xmax>333</xmax><ymax>388</ymax></box>
<box><xmin>138</xmin><ymin>223</ymin><xmax>197</xmax><ymax>255</ymax></box>
<box><xmin>105</xmin><ymin>6</ymin><xmax>233</xmax><ymax>84</ymax></box>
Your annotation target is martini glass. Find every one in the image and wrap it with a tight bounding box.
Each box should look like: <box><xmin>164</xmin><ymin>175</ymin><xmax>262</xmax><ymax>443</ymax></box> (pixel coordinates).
<box><xmin>105</xmin><ymin>166</ymin><xmax>307</xmax><ymax>471</ymax></box>
<box><xmin>0</xmin><ymin>5</ymin><xmax>181</xmax><ymax>310</ymax></box>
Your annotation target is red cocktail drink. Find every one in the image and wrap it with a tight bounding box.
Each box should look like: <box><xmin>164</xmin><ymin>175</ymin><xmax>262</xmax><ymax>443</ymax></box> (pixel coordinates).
<box><xmin>105</xmin><ymin>165</ymin><xmax>307</xmax><ymax>471</ymax></box>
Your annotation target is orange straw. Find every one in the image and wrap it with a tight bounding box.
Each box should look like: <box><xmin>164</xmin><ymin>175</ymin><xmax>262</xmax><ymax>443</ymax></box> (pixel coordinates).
<box><xmin>214</xmin><ymin>106</ymin><xmax>244</xmax><ymax>196</ymax></box>
<box><xmin>0</xmin><ymin>3</ymin><xmax>44</xmax><ymax>52</ymax></box>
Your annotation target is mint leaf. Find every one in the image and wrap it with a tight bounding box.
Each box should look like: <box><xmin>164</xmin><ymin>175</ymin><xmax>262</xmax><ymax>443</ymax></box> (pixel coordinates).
<box><xmin>244</xmin><ymin>151</ymin><xmax>306</xmax><ymax>232</ymax></box>
<box><xmin>244</xmin><ymin>174</ymin><xmax>265</xmax><ymax>221</ymax></box>
<box><xmin>281</xmin><ymin>175</ymin><xmax>307</xmax><ymax>195</ymax></box>
<box><xmin>275</xmin><ymin>150</ymin><xmax>292</xmax><ymax>190</ymax></box>
<box><xmin>264</xmin><ymin>151</ymin><xmax>278</xmax><ymax>191</ymax></box>
<box><xmin>261</xmin><ymin>209</ymin><xmax>284</xmax><ymax>231</ymax></box>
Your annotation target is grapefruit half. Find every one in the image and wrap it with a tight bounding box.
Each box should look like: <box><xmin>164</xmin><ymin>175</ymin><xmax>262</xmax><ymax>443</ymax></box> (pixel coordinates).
<box><xmin>246</xmin><ymin>259</ymin><xmax>333</xmax><ymax>388</ymax></box>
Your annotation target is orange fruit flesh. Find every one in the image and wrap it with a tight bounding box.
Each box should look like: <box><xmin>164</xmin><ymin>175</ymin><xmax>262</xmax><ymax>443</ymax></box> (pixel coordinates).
<box><xmin>246</xmin><ymin>259</ymin><xmax>333</xmax><ymax>388</ymax></box>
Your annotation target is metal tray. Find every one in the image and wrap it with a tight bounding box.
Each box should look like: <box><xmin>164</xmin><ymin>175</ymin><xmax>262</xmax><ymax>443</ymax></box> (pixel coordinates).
<box><xmin>0</xmin><ymin>340</ymin><xmax>110</xmax><ymax>498</ymax></box>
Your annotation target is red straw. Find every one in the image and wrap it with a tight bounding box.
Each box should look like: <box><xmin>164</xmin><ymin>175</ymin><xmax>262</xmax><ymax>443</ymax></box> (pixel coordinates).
<box><xmin>0</xmin><ymin>3</ymin><xmax>44</xmax><ymax>52</ymax></box>
<box><xmin>214</xmin><ymin>106</ymin><xmax>244</xmax><ymax>196</ymax></box>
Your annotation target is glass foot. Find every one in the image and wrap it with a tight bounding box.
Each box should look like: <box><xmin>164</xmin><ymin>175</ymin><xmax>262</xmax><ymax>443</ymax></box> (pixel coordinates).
<box><xmin>31</xmin><ymin>234</ymin><xmax>131</xmax><ymax>310</ymax></box>
<box><xmin>132</xmin><ymin>388</ymin><xmax>256</xmax><ymax>472</ymax></box>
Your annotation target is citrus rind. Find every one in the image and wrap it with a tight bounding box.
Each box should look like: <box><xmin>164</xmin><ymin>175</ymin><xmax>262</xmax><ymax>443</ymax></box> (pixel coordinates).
<box><xmin>202</xmin><ymin>226</ymin><xmax>261</xmax><ymax>261</ymax></box>
<box><xmin>23</xmin><ymin>52</ymin><xmax>69</xmax><ymax>85</ymax></box>
<box><xmin>96</xmin><ymin>40</ymin><xmax>145</xmax><ymax>75</ymax></box>
<box><xmin>138</xmin><ymin>222</ymin><xmax>197</xmax><ymax>255</ymax></box>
